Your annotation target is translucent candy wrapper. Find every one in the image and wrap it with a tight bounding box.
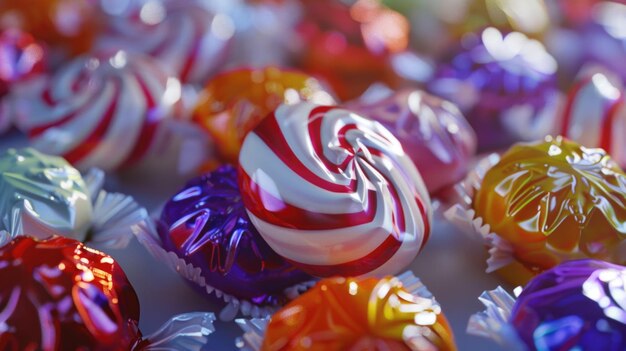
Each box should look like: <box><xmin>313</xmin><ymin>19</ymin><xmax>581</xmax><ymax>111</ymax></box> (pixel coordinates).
<box><xmin>553</xmin><ymin>66</ymin><xmax>626</xmax><ymax>168</ymax></box>
<box><xmin>14</xmin><ymin>50</ymin><xmax>190</xmax><ymax>172</ymax></box>
<box><xmin>469</xmin><ymin>259</ymin><xmax>626</xmax><ymax>351</ymax></box>
<box><xmin>0</xmin><ymin>235</ymin><xmax>216</xmax><ymax>350</ymax></box>
<box><xmin>0</xmin><ymin>148</ymin><xmax>150</xmax><ymax>249</ymax></box>
<box><xmin>236</xmin><ymin>271</ymin><xmax>457</xmax><ymax>351</ymax></box>
<box><xmin>445</xmin><ymin>137</ymin><xmax>626</xmax><ymax>286</ymax></box>
<box><xmin>346</xmin><ymin>86</ymin><xmax>477</xmax><ymax>196</ymax></box>
<box><xmin>238</xmin><ymin>102</ymin><xmax>432</xmax><ymax>278</ymax></box>
<box><xmin>429</xmin><ymin>27</ymin><xmax>561</xmax><ymax>151</ymax></box>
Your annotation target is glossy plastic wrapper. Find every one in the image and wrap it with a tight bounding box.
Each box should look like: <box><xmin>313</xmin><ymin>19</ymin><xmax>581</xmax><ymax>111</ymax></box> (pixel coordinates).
<box><xmin>458</xmin><ymin>137</ymin><xmax>626</xmax><ymax>285</ymax></box>
<box><xmin>0</xmin><ymin>147</ymin><xmax>150</xmax><ymax>248</ymax></box>
<box><xmin>99</xmin><ymin>0</ymin><xmax>233</xmax><ymax>84</ymax></box>
<box><xmin>158</xmin><ymin>165</ymin><xmax>313</xmax><ymax>311</ymax></box>
<box><xmin>238</xmin><ymin>102</ymin><xmax>432</xmax><ymax>278</ymax></box>
<box><xmin>429</xmin><ymin>27</ymin><xmax>560</xmax><ymax>151</ymax></box>
<box><xmin>192</xmin><ymin>66</ymin><xmax>335</xmax><ymax>166</ymax></box>
<box><xmin>16</xmin><ymin>50</ymin><xmax>184</xmax><ymax>171</ymax></box>
<box><xmin>347</xmin><ymin>87</ymin><xmax>477</xmax><ymax>195</ymax></box>
<box><xmin>0</xmin><ymin>235</ymin><xmax>216</xmax><ymax>351</ymax></box>
<box><xmin>236</xmin><ymin>271</ymin><xmax>457</xmax><ymax>351</ymax></box>
<box><xmin>469</xmin><ymin>259</ymin><xmax>626</xmax><ymax>351</ymax></box>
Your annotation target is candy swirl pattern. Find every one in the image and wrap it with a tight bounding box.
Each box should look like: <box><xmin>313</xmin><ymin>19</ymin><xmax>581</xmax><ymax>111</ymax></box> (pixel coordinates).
<box><xmin>18</xmin><ymin>51</ymin><xmax>183</xmax><ymax>171</ymax></box>
<box><xmin>100</xmin><ymin>1</ymin><xmax>232</xmax><ymax>84</ymax></box>
<box><xmin>238</xmin><ymin>102</ymin><xmax>432</xmax><ymax>277</ymax></box>
<box><xmin>558</xmin><ymin>69</ymin><xmax>626</xmax><ymax>167</ymax></box>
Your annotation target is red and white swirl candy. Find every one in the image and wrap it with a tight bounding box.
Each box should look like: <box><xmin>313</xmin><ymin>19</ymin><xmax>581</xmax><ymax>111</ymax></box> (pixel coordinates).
<box><xmin>556</xmin><ymin>68</ymin><xmax>626</xmax><ymax>166</ymax></box>
<box><xmin>99</xmin><ymin>0</ymin><xmax>233</xmax><ymax>84</ymax></box>
<box><xmin>17</xmin><ymin>50</ymin><xmax>183</xmax><ymax>171</ymax></box>
<box><xmin>238</xmin><ymin>102</ymin><xmax>432</xmax><ymax>278</ymax></box>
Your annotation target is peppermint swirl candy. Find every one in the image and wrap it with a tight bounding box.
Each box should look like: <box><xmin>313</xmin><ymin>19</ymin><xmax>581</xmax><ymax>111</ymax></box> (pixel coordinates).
<box><xmin>18</xmin><ymin>50</ymin><xmax>183</xmax><ymax>171</ymax></box>
<box><xmin>99</xmin><ymin>0</ymin><xmax>233</xmax><ymax>84</ymax></box>
<box><xmin>558</xmin><ymin>68</ymin><xmax>626</xmax><ymax>167</ymax></box>
<box><xmin>238</xmin><ymin>102</ymin><xmax>432</xmax><ymax>277</ymax></box>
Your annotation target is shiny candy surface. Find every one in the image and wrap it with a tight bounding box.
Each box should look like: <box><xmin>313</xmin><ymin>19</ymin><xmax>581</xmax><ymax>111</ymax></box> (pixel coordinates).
<box><xmin>18</xmin><ymin>51</ymin><xmax>183</xmax><ymax>171</ymax></box>
<box><xmin>99</xmin><ymin>0</ymin><xmax>233</xmax><ymax>84</ymax></box>
<box><xmin>159</xmin><ymin>165</ymin><xmax>311</xmax><ymax>304</ymax></box>
<box><xmin>557</xmin><ymin>69</ymin><xmax>626</xmax><ymax>168</ymax></box>
<box><xmin>511</xmin><ymin>259</ymin><xmax>626</xmax><ymax>351</ymax></box>
<box><xmin>429</xmin><ymin>27</ymin><xmax>558</xmax><ymax>151</ymax></box>
<box><xmin>295</xmin><ymin>0</ymin><xmax>409</xmax><ymax>100</ymax></box>
<box><xmin>261</xmin><ymin>276</ymin><xmax>456</xmax><ymax>351</ymax></box>
<box><xmin>238</xmin><ymin>102</ymin><xmax>432</xmax><ymax>277</ymax></box>
<box><xmin>347</xmin><ymin>89</ymin><xmax>477</xmax><ymax>195</ymax></box>
<box><xmin>0</xmin><ymin>148</ymin><xmax>93</xmax><ymax>243</ymax></box>
<box><xmin>0</xmin><ymin>0</ymin><xmax>100</xmax><ymax>55</ymax></box>
<box><xmin>192</xmin><ymin>67</ymin><xmax>335</xmax><ymax>165</ymax></box>
<box><xmin>0</xmin><ymin>236</ymin><xmax>141</xmax><ymax>350</ymax></box>
<box><xmin>473</xmin><ymin>137</ymin><xmax>626</xmax><ymax>284</ymax></box>
<box><xmin>0</xmin><ymin>29</ymin><xmax>45</xmax><ymax>97</ymax></box>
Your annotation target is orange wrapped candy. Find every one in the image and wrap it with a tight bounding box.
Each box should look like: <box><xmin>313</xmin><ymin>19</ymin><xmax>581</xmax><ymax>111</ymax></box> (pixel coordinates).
<box><xmin>192</xmin><ymin>66</ymin><xmax>335</xmax><ymax>165</ymax></box>
<box><xmin>473</xmin><ymin>137</ymin><xmax>626</xmax><ymax>285</ymax></box>
<box><xmin>0</xmin><ymin>0</ymin><xmax>101</xmax><ymax>55</ymax></box>
<box><xmin>260</xmin><ymin>275</ymin><xmax>456</xmax><ymax>351</ymax></box>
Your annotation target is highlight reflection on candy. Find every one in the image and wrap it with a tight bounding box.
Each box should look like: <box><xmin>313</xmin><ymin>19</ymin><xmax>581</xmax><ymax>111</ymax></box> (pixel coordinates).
<box><xmin>0</xmin><ymin>0</ymin><xmax>101</xmax><ymax>56</ymax></box>
<box><xmin>511</xmin><ymin>260</ymin><xmax>626</xmax><ymax>351</ymax></box>
<box><xmin>159</xmin><ymin>165</ymin><xmax>311</xmax><ymax>305</ymax></box>
<box><xmin>192</xmin><ymin>67</ymin><xmax>335</xmax><ymax>165</ymax></box>
<box><xmin>258</xmin><ymin>275</ymin><xmax>456</xmax><ymax>351</ymax></box>
<box><xmin>473</xmin><ymin>137</ymin><xmax>626</xmax><ymax>284</ymax></box>
<box><xmin>0</xmin><ymin>148</ymin><xmax>93</xmax><ymax>242</ymax></box>
<box><xmin>0</xmin><ymin>235</ymin><xmax>216</xmax><ymax>350</ymax></box>
<box><xmin>99</xmin><ymin>0</ymin><xmax>234</xmax><ymax>84</ymax></box>
<box><xmin>239</xmin><ymin>102</ymin><xmax>432</xmax><ymax>278</ymax></box>
<box><xmin>429</xmin><ymin>27</ymin><xmax>559</xmax><ymax>151</ymax></box>
<box><xmin>347</xmin><ymin>88</ymin><xmax>477</xmax><ymax>195</ymax></box>
<box><xmin>17</xmin><ymin>50</ymin><xmax>183</xmax><ymax>171</ymax></box>
<box><xmin>556</xmin><ymin>68</ymin><xmax>626</xmax><ymax>168</ymax></box>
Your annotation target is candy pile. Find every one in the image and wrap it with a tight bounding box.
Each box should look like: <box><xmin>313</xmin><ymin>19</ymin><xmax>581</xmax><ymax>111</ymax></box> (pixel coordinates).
<box><xmin>0</xmin><ymin>0</ymin><xmax>625</xmax><ymax>350</ymax></box>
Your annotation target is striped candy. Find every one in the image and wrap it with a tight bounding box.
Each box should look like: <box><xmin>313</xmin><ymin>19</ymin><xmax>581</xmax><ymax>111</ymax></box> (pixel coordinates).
<box><xmin>557</xmin><ymin>68</ymin><xmax>626</xmax><ymax>166</ymax></box>
<box><xmin>18</xmin><ymin>50</ymin><xmax>183</xmax><ymax>171</ymax></box>
<box><xmin>238</xmin><ymin>102</ymin><xmax>432</xmax><ymax>277</ymax></box>
<box><xmin>99</xmin><ymin>1</ymin><xmax>233</xmax><ymax>84</ymax></box>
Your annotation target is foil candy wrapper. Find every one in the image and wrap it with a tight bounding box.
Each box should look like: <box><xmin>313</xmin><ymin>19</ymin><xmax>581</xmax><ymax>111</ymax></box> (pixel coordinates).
<box><xmin>141</xmin><ymin>312</ymin><xmax>217</xmax><ymax>351</ymax></box>
<box><xmin>0</xmin><ymin>148</ymin><xmax>150</xmax><ymax>249</ymax></box>
<box><xmin>234</xmin><ymin>271</ymin><xmax>440</xmax><ymax>351</ymax></box>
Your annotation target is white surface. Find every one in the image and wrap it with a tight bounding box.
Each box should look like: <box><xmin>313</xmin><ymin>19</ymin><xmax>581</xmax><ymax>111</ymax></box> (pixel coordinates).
<box><xmin>1</xmin><ymin>129</ymin><xmax>507</xmax><ymax>350</ymax></box>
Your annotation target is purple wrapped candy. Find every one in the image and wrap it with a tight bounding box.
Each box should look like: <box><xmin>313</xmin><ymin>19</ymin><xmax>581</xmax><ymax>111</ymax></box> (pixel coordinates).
<box><xmin>159</xmin><ymin>164</ymin><xmax>311</xmax><ymax>305</ymax></box>
<box><xmin>347</xmin><ymin>88</ymin><xmax>477</xmax><ymax>195</ymax></box>
<box><xmin>511</xmin><ymin>259</ymin><xmax>626</xmax><ymax>350</ymax></box>
<box><xmin>429</xmin><ymin>27</ymin><xmax>560</xmax><ymax>151</ymax></box>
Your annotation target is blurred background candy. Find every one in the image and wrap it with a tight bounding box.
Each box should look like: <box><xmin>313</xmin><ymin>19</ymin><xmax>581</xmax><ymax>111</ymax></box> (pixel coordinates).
<box><xmin>16</xmin><ymin>50</ymin><xmax>183</xmax><ymax>171</ymax></box>
<box><xmin>555</xmin><ymin>66</ymin><xmax>626</xmax><ymax>167</ymax></box>
<box><xmin>0</xmin><ymin>28</ymin><xmax>46</xmax><ymax>133</ymax></box>
<box><xmin>98</xmin><ymin>0</ymin><xmax>234</xmax><ymax>84</ymax></box>
<box><xmin>238</xmin><ymin>102</ymin><xmax>432</xmax><ymax>277</ymax></box>
<box><xmin>429</xmin><ymin>27</ymin><xmax>560</xmax><ymax>151</ymax></box>
<box><xmin>192</xmin><ymin>66</ymin><xmax>335</xmax><ymax>166</ymax></box>
<box><xmin>347</xmin><ymin>87</ymin><xmax>477</xmax><ymax>196</ymax></box>
<box><xmin>158</xmin><ymin>165</ymin><xmax>312</xmax><ymax>308</ymax></box>
<box><xmin>0</xmin><ymin>0</ymin><xmax>102</xmax><ymax>58</ymax></box>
